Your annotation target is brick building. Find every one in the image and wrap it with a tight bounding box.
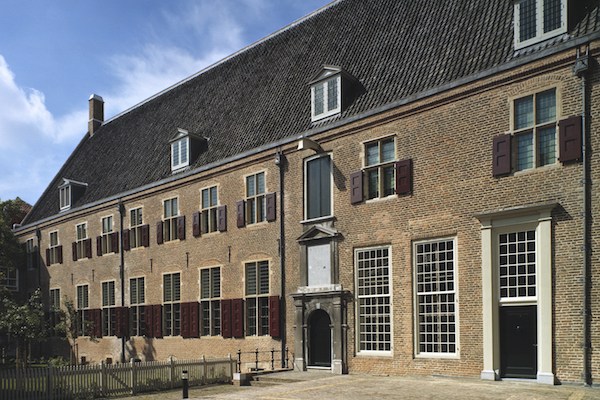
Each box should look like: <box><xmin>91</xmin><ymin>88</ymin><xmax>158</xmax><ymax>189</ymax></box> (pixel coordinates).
<box><xmin>13</xmin><ymin>0</ymin><xmax>600</xmax><ymax>385</ymax></box>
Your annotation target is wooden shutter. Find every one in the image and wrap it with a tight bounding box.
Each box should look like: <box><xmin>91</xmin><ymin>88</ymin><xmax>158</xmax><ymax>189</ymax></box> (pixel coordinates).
<box><xmin>218</xmin><ymin>205</ymin><xmax>227</xmax><ymax>232</ymax></box>
<box><xmin>395</xmin><ymin>159</ymin><xmax>413</xmax><ymax>195</ymax></box>
<box><xmin>350</xmin><ymin>171</ymin><xmax>363</xmax><ymax>204</ymax></box>
<box><xmin>85</xmin><ymin>238</ymin><xmax>92</xmax><ymax>258</ymax></box>
<box><xmin>177</xmin><ymin>216</ymin><xmax>186</xmax><ymax>240</ymax></box>
<box><xmin>192</xmin><ymin>211</ymin><xmax>201</xmax><ymax>237</ymax></box>
<box><xmin>144</xmin><ymin>305</ymin><xmax>154</xmax><ymax>337</ymax></box>
<box><xmin>123</xmin><ymin>229</ymin><xmax>130</xmax><ymax>251</ymax></box>
<box><xmin>236</xmin><ymin>200</ymin><xmax>245</xmax><ymax>228</ymax></box>
<box><xmin>232</xmin><ymin>298</ymin><xmax>244</xmax><ymax>338</ymax></box>
<box><xmin>152</xmin><ymin>304</ymin><xmax>162</xmax><ymax>338</ymax></box>
<box><xmin>116</xmin><ymin>307</ymin><xmax>129</xmax><ymax>338</ymax></box>
<box><xmin>181</xmin><ymin>302</ymin><xmax>190</xmax><ymax>338</ymax></box>
<box><xmin>111</xmin><ymin>232</ymin><xmax>119</xmax><ymax>253</ymax></box>
<box><xmin>156</xmin><ymin>222</ymin><xmax>164</xmax><ymax>245</ymax></box>
<box><xmin>266</xmin><ymin>193</ymin><xmax>277</xmax><ymax>222</ymax></box>
<box><xmin>559</xmin><ymin>115</ymin><xmax>582</xmax><ymax>163</ymax></box>
<box><xmin>72</xmin><ymin>242</ymin><xmax>77</xmax><ymax>261</ymax></box>
<box><xmin>57</xmin><ymin>245</ymin><xmax>63</xmax><ymax>264</ymax></box>
<box><xmin>269</xmin><ymin>296</ymin><xmax>280</xmax><ymax>339</ymax></box>
<box><xmin>96</xmin><ymin>236</ymin><xmax>103</xmax><ymax>257</ymax></box>
<box><xmin>189</xmin><ymin>302</ymin><xmax>199</xmax><ymax>338</ymax></box>
<box><xmin>492</xmin><ymin>134</ymin><xmax>512</xmax><ymax>176</ymax></box>
<box><xmin>46</xmin><ymin>248</ymin><xmax>51</xmax><ymax>265</ymax></box>
<box><xmin>141</xmin><ymin>225</ymin><xmax>150</xmax><ymax>247</ymax></box>
<box><xmin>91</xmin><ymin>309</ymin><xmax>102</xmax><ymax>338</ymax></box>
<box><xmin>221</xmin><ymin>299</ymin><xmax>232</xmax><ymax>338</ymax></box>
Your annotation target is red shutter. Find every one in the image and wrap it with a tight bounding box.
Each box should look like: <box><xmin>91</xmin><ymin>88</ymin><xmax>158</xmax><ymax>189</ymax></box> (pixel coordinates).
<box><xmin>57</xmin><ymin>245</ymin><xmax>63</xmax><ymax>264</ymax></box>
<box><xmin>221</xmin><ymin>299</ymin><xmax>232</xmax><ymax>338</ymax></box>
<box><xmin>559</xmin><ymin>115</ymin><xmax>582</xmax><ymax>163</ymax></box>
<box><xmin>181</xmin><ymin>302</ymin><xmax>190</xmax><ymax>338</ymax></box>
<box><xmin>152</xmin><ymin>304</ymin><xmax>162</xmax><ymax>338</ymax></box>
<box><xmin>492</xmin><ymin>134</ymin><xmax>512</xmax><ymax>176</ymax></box>
<box><xmin>218</xmin><ymin>205</ymin><xmax>227</xmax><ymax>232</ymax></box>
<box><xmin>123</xmin><ymin>229</ymin><xmax>130</xmax><ymax>251</ymax></box>
<box><xmin>395</xmin><ymin>159</ymin><xmax>413</xmax><ymax>195</ymax></box>
<box><xmin>85</xmin><ymin>238</ymin><xmax>92</xmax><ymax>258</ymax></box>
<box><xmin>97</xmin><ymin>236</ymin><xmax>103</xmax><ymax>257</ymax></box>
<box><xmin>232</xmin><ymin>298</ymin><xmax>244</xmax><ymax>338</ymax></box>
<box><xmin>156</xmin><ymin>222</ymin><xmax>164</xmax><ymax>245</ymax></box>
<box><xmin>177</xmin><ymin>215</ymin><xmax>186</xmax><ymax>240</ymax></box>
<box><xmin>236</xmin><ymin>200</ymin><xmax>245</xmax><ymax>228</ymax></box>
<box><xmin>46</xmin><ymin>248</ymin><xmax>51</xmax><ymax>265</ymax></box>
<box><xmin>141</xmin><ymin>225</ymin><xmax>150</xmax><ymax>247</ymax></box>
<box><xmin>111</xmin><ymin>232</ymin><xmax>119</xmax><ymax>253</ymax></box>
<box><xmin>92</xmin><ymin>309</ymin><xmax>102</xmax><ymax>338</ymax></box>
<box><xmin>350</xmin><ymin>171</ymin><xmax>363</xmax><ymax>204</ymax></box>
<box><xmin>192</xmin><ymin>211</ymin><xmax>201</xmax><ymax>237</ymax></box>
<box><xmin>116</xmin><ymin>307</ymin><xmax>129</xmax><ymax>338</ymax></box>
<box><xmin>144</xmin><ymin>305</ymin><xmax>154</xmax><ymax>337</ymax></box>
<box><xmin>266</xmin><ymin>193</ymin><xmax>277</xmax><ymax>222</ymax></box>
<box><xmin>189</xmin><ymin>302</ymin><xmax>199</xmax><ymax>338</ymax></box>
<box><xmin>72</xmin><ymin>242</ymin><xmax>77</xmax><ymax>261</ymax></box>
<box><xmin>269</xmin><ymin>296</ymin><xmax>280</xmax><ymax>339</ymax></box>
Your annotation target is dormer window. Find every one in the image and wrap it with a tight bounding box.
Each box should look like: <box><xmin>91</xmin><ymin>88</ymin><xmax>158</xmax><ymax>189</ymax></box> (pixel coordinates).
<box><xmin>59</xmin><ymin>185</ymin><xmax>71</xmax><ymax>211</ymax></box>
<box><xmin>58</xmin><ymin>178</ymin><xmax>87</xmax><ymax>212</ymax></box>
<box><xmin>310</xmin><ymin>66</ymin><xmax>343</xmax><ymax>122</ymax></box>
<box><xmin>169</xmin><ymin>128</ymin><xmax>207</xmax><ymax>173</ymax></box>
<box><xmin>514</xmin><ymin>0</ymin><xmax>566</xmax><ymax>50</ymax></box>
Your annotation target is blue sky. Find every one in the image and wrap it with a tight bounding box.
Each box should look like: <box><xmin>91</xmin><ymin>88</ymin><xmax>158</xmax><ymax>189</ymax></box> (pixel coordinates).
<box><xmin>0</xmin><ymin>0</ymin><xmax>331</xmax><ymax>206</ymax></box>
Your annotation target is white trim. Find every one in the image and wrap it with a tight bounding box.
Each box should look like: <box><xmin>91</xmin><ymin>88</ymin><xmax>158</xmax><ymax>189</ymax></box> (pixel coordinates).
<box><xmin>303</xmin><ymin>152</ymin><xmax>334</xmax><ymax>221</ymax></box>
<box><xmin>311</xmin><ymin>75</ymin><xmax>342</xmax><ymax>122</ymax></box>
<box><xmin>171</xmin><ymin>136</ymin><xmax>190</xmax><ymax>172</ymax></box>
<box><xmin>514</xmin><ymin>0</ymin><xmax>567</xmax><ymax>50</ymax></box>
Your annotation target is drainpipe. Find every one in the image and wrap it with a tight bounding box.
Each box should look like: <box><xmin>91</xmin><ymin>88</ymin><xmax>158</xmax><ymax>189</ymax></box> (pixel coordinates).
<box><xmin>118</xmin><ymin>200</ymin><xmax>126</xmax><ymax>364</ymax></box>
<box><xmin>275</xmin><ymin>151</ymin><xmax>286</xmax><ymax>368</ymax></box>
<box><xmin>35</xmin><ymin>227</ymin><xmax>41</xmax><ymax>290</ymax></box>
<box><xmin>574</xmin><ymin>46</ymin><xmax>592</xmax><ymax>387</ymax></box>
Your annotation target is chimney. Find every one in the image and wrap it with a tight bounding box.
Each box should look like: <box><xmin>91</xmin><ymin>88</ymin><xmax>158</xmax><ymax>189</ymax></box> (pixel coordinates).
<box><xmin>88</xmin><ymin>94</ymin><xmax>104</xmax><ymax>136</ymax></box>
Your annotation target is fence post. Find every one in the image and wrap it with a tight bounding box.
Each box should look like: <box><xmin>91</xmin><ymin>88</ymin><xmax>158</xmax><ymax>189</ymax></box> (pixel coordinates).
<box><xmin>228</xmin><ymin>353</ymin><xmax>233</xmax><ymax>381</ymax></box>
<box><xmin>170</xmin><ymin>356</ymin><xmax>175</xmax><ymax>389</ymax></box>
<box><xmin>100</xmin><ymin>361</ymin><xmax>106</xmax><ymax>396</ymax></box>
<box><xmin>237</xmin><ymin>350</ymin><xmax>241</xmax><ymax>373</ymax></box>
<box><xmin>47</xmin><ymin>365</ymin><xmax>53</xmax><ymax>400</ymax></box>
<box><xmin>130</xmin><ymin>358</ymin><xmax>136</xmax><ymax>395</ymax></box>
<box><xmin>203</xmin><ymin>355</ymin><xmax>207</xmax><ymax>385</ymax></box>
<box><xmin>285</xmin><ymin>346</ymin><xmax>289</xmax><ymax>369</ymax></box>
<box><xmin>271</xmin><ymin>348</ymin><xmax>275</xmax><ymax>370</ymax></box>
<box><xmin>255</xmin><ymin>348</ymin><xmax>259</xmax><ymax>371</ymax></box>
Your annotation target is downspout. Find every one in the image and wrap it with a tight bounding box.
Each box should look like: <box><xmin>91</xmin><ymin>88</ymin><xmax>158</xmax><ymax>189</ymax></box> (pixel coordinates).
<box><xmin>35</xmin><ymin>227</ymin><xmax>41</xmax><ymax>290</ymax></box>
<box><xmin>118</xmin><ymin>200</ymin><xmax>126</xmax><ymax>364</ymax></box>
<box><xmin>574</xmin><ymin>46</ymin><xmax>592</xmax><ymax>387</ymax></box>
<box><xmin>275</xmin><ymin>151</ymin><xmax>287</xmax><ymax>368</ymax></box>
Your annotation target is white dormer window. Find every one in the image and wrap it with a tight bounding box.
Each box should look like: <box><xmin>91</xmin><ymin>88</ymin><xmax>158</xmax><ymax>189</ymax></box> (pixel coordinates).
<box><xmin>171</xmin><ymin>136</ymin><xmax>189</xmax><ymax>171</ymax></box>
<box><xmin>58</xmin><ymin>178</ymin><xmax>87</xmax><ymax>212</ymax></box>
<box><xmin>514</xmin><ymin>0</ymin><xmax>566</xmax><ymax>50</ymax></box>
<box><xmin>170</xmin><ymin>128</ymin><xmax>208</xmax><ymax>173</ymax></box>
<box><xmin>59</xmin><ymin>185</ymin><xmax>71</xmax><ymax>211</ymax></box>
<box><xmin>311</xmin><ymin>66</ymin><xmax>343</xmax><ymax>122</ymax></box>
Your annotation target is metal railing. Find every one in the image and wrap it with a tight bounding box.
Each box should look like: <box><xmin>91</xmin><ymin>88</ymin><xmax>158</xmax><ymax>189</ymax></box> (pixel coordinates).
<box><xmin>236</xmin><ymin>347</ymin><xmax>289</xmax><ymax>373</ymax></box>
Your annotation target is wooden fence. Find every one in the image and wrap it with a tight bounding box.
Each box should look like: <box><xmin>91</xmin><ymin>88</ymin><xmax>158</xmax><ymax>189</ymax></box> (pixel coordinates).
<box><xmin>0</xmin><ymin>356</ymin><xmax>234</xmax><ymax>400</ymax></box>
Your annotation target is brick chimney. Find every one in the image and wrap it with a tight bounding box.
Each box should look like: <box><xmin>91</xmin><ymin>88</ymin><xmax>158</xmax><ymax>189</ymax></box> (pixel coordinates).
<box><xmin>88</xmin><ymin>94</ymin><xmax>104</xmax><ymax>136</ymax></box>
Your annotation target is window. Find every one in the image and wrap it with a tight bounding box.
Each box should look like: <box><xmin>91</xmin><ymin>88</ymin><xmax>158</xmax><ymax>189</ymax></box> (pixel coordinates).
<box><xmin>499</xmin><ymin>230</ymin><xmax>536</xmax><ymax>300</ymax></box>
<box><xmin>414</xmin><ymin>238</ymin><xmax>458</xmax><ymax>356</ymax></box>
<box><xmin>200</xmin><ymin>267</ymin><xmax>221</xmax><ymax>336</ymax></box>
<box><xmin>76</xmin><ymin>223</ymin><xmax>88</xmax><ymax>260</ymax></box>
<box><xmin>102</xmin><ymin>281</ymin><xmax>116</xmax><ymax>336</ymax></box>
<box><xmin>163</xmin><ymin>273</ymin><xmax>181</xmax><ymax>336</ymax></box>
<box><xmin>163</xmin><ymin>198</ymin><xmax>179</xmax><ymax>242</ymax></box>
<box><xmin>171</xmin><ymin>137</ymin><xmax>189</xmax><ymax>171</ymax></box>
<box><xmin>49</xmin><ymin>288</ymin><xmax>61</xmax><ymax>329</ymax></box>
<box><xmin>513</xmin><ymin>89</ymin><xmax>557</xmax><ymax>171</ymax></box>
<box><xmin>101</xmin><ymin>216</ymin><xmax>114</xmax><ymax>254</ymax></box>
<box><xmin>130</xmin><ymin>208</ymin><xmax>143</xmax><ymax>248</ymax></box>
<box><xmin>201</xmin><ymin>187</ymin><xmax>219</xmax><ymax>233</ymax></box>
<box><xmin>245</xmin><ymin>261</ymin><xmax>269</xmax><ymax>336</ymax></box>
<box><xmin>311</xmin><ymin>75</ymin><xmax>341</xmax><ymax>121</ymax></box>
<box><xmin>59</xmin><ymin>185</ymin><xmax>71</xmax><ymax>211</ymax></box>
<box><xmin>364</xmin><ymin>137</ymin><xmax>396</xmax><ymax>199</ymax></box>
<box><xmin>76</xmin><ymin>284</ymin><xmax>89</xmax><ymax>336</ymax></box>
<box><xmin>246</xmin><ymin>173</ymin><xmax>266</xmax><ymax>225</ymax></box>
<box><xmin>305</xmin><ymin>155</ymin><xmax>332</xmax><ymax>220</ymax></box>
<box><xmin>130</xmin><ymin>277</ymin><xmax>146</xmax><ymax>336</ymax></box>
<box><xmin>0</xmin><ymin>267</ymin><xmax>18</xmax><ymax>291</ymax></box>
<box><xmin>48</xmin><ymin>231</ymin><xmax>60</xmax><ymax>265</ymax></box>
<box><xmin>355</xmin><ymin>247</ymin><xmax>392</xmax><ymax>354</ymax></box>
<box><xmin>514</xmin><ymin>0</ymin><xmax>566</xmax><ymax>49</ymax></box>
<box><xmin>26</xmin><ymin>238</ymin><xmax>36</xmax><ymax>269</ymax></box>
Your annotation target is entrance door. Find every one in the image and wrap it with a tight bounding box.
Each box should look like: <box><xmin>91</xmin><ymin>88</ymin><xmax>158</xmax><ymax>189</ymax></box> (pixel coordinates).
<box><xmin>500</xmin><ymin>305</ymin><xmax>537</xmax><ymax>378</ymax></box>
<box><xmin>308</xmin><ymin>310</ymin><xmax>331</xmax><ymax>367</ymax></box>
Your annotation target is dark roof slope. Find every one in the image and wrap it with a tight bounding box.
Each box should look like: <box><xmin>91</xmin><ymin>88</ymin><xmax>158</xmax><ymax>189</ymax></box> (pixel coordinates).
<box><xmin>23</xmin><ymin>0</ymin><xmax>600</xmax><ymax>225</ymax></box>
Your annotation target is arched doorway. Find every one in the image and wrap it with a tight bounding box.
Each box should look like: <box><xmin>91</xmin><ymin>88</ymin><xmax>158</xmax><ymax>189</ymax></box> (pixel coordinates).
<box><xmin>308</xmin><ymin>309</ymin><xmax>331</xmax><ymax>367</ymax></box>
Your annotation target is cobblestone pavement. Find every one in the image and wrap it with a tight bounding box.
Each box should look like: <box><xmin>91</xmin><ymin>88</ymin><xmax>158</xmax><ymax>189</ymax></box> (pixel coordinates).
<box><xmin>115</xmin><ymin>371</ymin><xmax>600</xmax><ymax>400</ymax></box>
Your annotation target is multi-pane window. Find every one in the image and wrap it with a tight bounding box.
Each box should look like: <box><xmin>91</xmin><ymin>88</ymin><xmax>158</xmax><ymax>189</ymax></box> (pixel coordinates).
<box><xmin>0</xmin><ymin>267</ymin><xmax>18</xmax><ymax>291</ymax></box>
<box><xmin>163</xmin><ymin>273</ymin><xmax>181</xmax><ymax>336</ymax></box>
<box><xmin>200</xmin><ymin>267</ymin><xmax>221</xmax><ymax>336</ymax></box>
<box><xmin>514</xmin><ymin>0</ymin><xmax>566</xmax><ymax>49</ymax></box>
<box><xmin>355</xmin><ymin>247</ymin><xmax>392</xmax><ymax>353</ymax></box>
<box><xmin>130</xmin><ymin>208</ymin><xmax>143</xmax><ymax>248</ymax></box>
<box><xmin>414</xmin><ymin>238</ymin><xmax>457</xmax><ymax>355</ymax></box>
<box><xmin>130</xmin><ymin>277</ymin><xmax>146</xmax><ymax>336</ymax></box>
<box><xmin>364</xmin><ymin>137</ymin><xmax>396</xmax><ymax>199</ymax></box>
<box><xmin>171</xmin><ymin>137</ymin><xmax>189</xmax><ymax>171</ymax></box>
<box><xmin>26</xmin><ymin>238</ymin><xmax>36</xmax><ymax>269</ymax></box>
<box><xmin>305</xmin><ymin>155</ymin><xmax>332</xmax><ymax>220</ymax></box>
<box><xmin>246</xmin><ymin>173</ymin><xmax>266</xmax><ymax>225</ymax></box>
<box><xmin>245</xmin><ymin>261</ymin><xmax>269</xmax><ymax>336</ymax></box>
<box><xmin>76</xmin><ymin>223</ymin><xmax>88</xmax><ymax>260</ymax></box>
<box><xmin>102</xmin><ymin>281</ymin><xmax>117</xmax><ymax>336</ymax></box>
<box><xmin>163</xmin><ymin>198</ymin><xmax>179</xmax><ymax>242</ymax></box>
<box><xmin>48</xmin><ymin>231</ymin><xmax>60</xmax><ymax>265</ymax></box>
<box><xmin>499</xmin><ymin>230</ymin><xmax>536</xmax><ymax>299</ymax></box>
<box><xmin>201</xmin><ymin>187</ymin><xmax>219</xmax><ymax>233</ymax></box>
<box><xmin>311</xmin><ymin>76</ymin><xmax>341</xmax><ymax>121</ymax></box>
<box><xmin>59</xmin><ymin>185</ymin><xmax>71</xmax><ymax>210</ymax></box>
<box><xmin>101</xmin><ymin>216</ymin><xmax>114</xmax><ymax>254</ymax></box>
<box><xmin>513</xmin><ymin>89</ymin><xmax>557</xmax><ymax>171</ymax></box>
<box><xmin>49</xmin><ymin>288</ymin><xmax>61</xmax><ymax>329</ymax></box>
<box><xmin>76</xmin><ymin>284</ymin><xmax>89</xmax><ymax>336</ymax></box>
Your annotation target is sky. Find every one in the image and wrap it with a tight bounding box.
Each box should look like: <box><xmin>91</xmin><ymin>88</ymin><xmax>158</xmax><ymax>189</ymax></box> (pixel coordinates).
<box><xmin>0</xmin><ymin>0</ymin><xmax>332</xmax><ymax>207</ymax></box>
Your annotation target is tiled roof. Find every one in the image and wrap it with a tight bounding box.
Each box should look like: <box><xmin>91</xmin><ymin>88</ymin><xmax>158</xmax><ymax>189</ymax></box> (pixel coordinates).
<box><xmin>22</xmin><ymin>0</ymin><xmax>600</xmax><ymax>225</ymax></box>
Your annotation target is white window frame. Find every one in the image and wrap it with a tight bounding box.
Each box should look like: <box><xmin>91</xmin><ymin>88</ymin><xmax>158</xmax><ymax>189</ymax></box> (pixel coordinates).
<box><xmin>162</xmin><ymin>197</ymin><xmax>179</xmax><ymax>242</ymax></box>
<box><xmin>311</xmin><ymin>75</ymin><xmax>342</xmax><ymax>122</ymax></box>
<box><xmin>355</xmin><ymin>246</ymin><xmax>393</xmax><ymax>356</ymax></box>
<box><xmin>76</xmin><ymin>222</ymin><xmax>88</xmax><ymax>260</ymax></box>
<box><xmin>163</xmin><ymin>272</ymin><xmax>181</xmax><ymax>336</ymax></box>
<box><xmin>59</xmin><ymin>185</ymin><xmax>71</xmax><ymax>211</ymax></box>
<box><xmin>244</xmin><ymin>261</ymin><xmax>270</xmax><ymax>337</ymax></box>
<box><xmin>48</xmin><ymin>231</ymin><xmax>60</xmax><ymax>265</ymax></box>
<box><xmin>514</xmin><ymin>0</ymin><xmax>567</xmax><ymax>50</ymax></box>
<box><xmin>303</xmin><ymin>153</ymin><xmax>334</xmax><ymax>222</ymax></box>
<box><xmin>101</xmin><ymin>215</ymin><xmax>114</xmax><ymax>254</ymax></box>
<box><xmin>171</xmin><ymin>137</ymin><xmax>190</xmax><ymax>171</ymax></box>
<box><xmin>129</xmin><ymin>276</ymin><xmax>146</xmax><ymax>336</ymax></box>
<box><xmin>363</xmin><ymin>136</ymin><xmax>397</xmax><ymax>200</ymax></box>
<box><xmin>129</xmin><ymin>207</ymin><xmax>144</xmax><ymax>249</ymax></box>
<box><xmin>76</xmin><ymin>284</ymin><xmax>90</xmax><ymax>336</ymax></box>
<box><xmin>201</xmin><ymin>186</ymin><xmax>219</xmax><ymax>233</ymax></box>
<box><xmin>101</xmin><ymin>280</ymin><xmax>117</xmax><ymax>336</ymax></box>
<box><xmin>245</xmin><ymin>172</ymin><xmax>267</xmax><ymax>225</ymax></box>
<box><xmin>200</xmin><ymin>266</ymin><xmax>221</xmax><ymax>336</ymax></box>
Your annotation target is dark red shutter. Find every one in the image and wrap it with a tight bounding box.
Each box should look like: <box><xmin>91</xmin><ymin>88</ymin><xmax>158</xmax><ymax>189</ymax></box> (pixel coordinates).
<box><xmin>221</xmin><ymin>299</ymin><xmax>232</xmax><ymax>338</ymax></box>
<box><xmin>144</xmin><ymin>305</ymin><xmax>154</xmax><ymax>337</ymax></box>
<box><xmin>218</xmin><ymin>205</ymin><xmax>227</xmax><ymax>232</ymax></box>
<box><xmin>141</xmin><ymin>225</ymin><xmax>150</xmax><ymax>247</ymax></box>
<box><xmin>57</xmin><ymin>245</ymin><xmax>63</xmax><ymax>264</ymax></box>
<box><xmin>85</xmin><ymin>238</ymin><xmax>92</xmax><ymax>258</ymax></box>
<box><xmin>96</xmin><ymin>236</ymin><xmax>103</xmax><ymax>257</ymax></box>
<box><xmin>492</xmin><ymin>134</ymin><xmax>512</xmax><ymax>176</ymax></box>
<box><xmin>232</xmin><ymin>298</ymin><xmax>244</xmax><ymax>338</ymax></box>
<box><xmin>111</xmin><ymin>232</ymin><xmax>119</xmax><ymax>253</ymax></box>
<box><xmin>350</xmin><ymin>171</ymin><xmax>363</xmax><ymax>204</ymax></box>
<box><xmin>123</xmin><ymin>229</ymin><xmax>130</xmax><ymax>251</ymax></box>
<box><xmin>177</xmin><ymin>216</ymin><xmax>186</xmax><ymax>240</ymax></box>
<box><xmin>266</xmin><ymin>193</ymin><xmax>277</xmax><ymax>222</ymax></box>
<box><xmin>189</xmin><ymin>302</ymin><xmax>199</xmax><ymax>338</ymax></box>
<box><xmin>192</xmin><ymin>212</ymin><xmax>201</xmax><ymax>237</ymax></box>
<box><xmin>92</xmin><ymin>309</ymin><xmax>102</xmax><ymax>338</ymax></box>
<box><xmin>46</xmin><ymin>248</ymin><xmax>51</xmax><ymax>265</ymax></box>
<box><xmin>72</xmin><ymin>242</ymin><xmax>77</xmax><ymax>261</ymax></box>
<box><xmin>236</xmin><ymin>200</ymin><xmax>245</xmax><ymax>228</ymax></box>
<box><xmin>396</xmin><ymin>159</ymin><xmax>413</xmax><ymax>195</ymax></box>
<box><xmin>559</xmin><ymin>115</ymin><xmax>582</xmax><ymax>163</ymax></box>
<box><xmin>269</xmin><ymin>296</ymin><xmax>280</xmax><ymax>339</ymax></box>
<box><xmin>116</xmin><ymin>307</ymin><xmax>129</xmax><ymax>338</ymax></box>
<box><xmin>152</xmin><ymin>304</ymin><xmax>162</xmax><ymax>338</ymax></box>
<box><xmin>181</xmin><ymin>302</ymin><xmax>190</xmax><ymax>338</ymax></box>
<box><xmin>156</xmin><ymin>222</ymin><xmax>163</xmax><ymax>245</ymax></box>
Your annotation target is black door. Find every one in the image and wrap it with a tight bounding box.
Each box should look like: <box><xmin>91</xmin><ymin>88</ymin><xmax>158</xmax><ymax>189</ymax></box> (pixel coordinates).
<box><xmin>500</xmin><ymin>305</ymin><xmax>537</xmax><ymax>378</ymax></box>
<box><xmin>308</xmin><ymin>310</ymin><xmax>331</xmax><ymax>367</ymax></box>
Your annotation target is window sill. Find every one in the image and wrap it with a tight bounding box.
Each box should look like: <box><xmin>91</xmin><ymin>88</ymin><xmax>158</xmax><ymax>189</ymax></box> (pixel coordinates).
<box><xmin>414</xmin><ymin>353</ymin><xmax>460</xmax><ymax>360</ymax></box>
<box><xmin>246</xmin><ymin>221</ymin><xmax>269</xmax><ymax>229</ymax></box>
<box><xmin>365</xmin><ymin>194</ymin><xmax>397</xmax><ymax>204</ymax></box>
<box><xmin>513</xmin><ymin>162</ymin><xmax>560</xmax><ymax>177</ymax></box>
<box><xmin>356</xmin><ymin>351</ymin><xmax>393</xmax><ymax>358</ymax></box>
<box><xmin>300</xmin><ymin>215</ymin><xmax>335</xmax><ymax>225</ymax></box>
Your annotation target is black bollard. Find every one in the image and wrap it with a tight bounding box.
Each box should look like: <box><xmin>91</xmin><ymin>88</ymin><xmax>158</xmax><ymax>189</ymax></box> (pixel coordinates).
<box><xmin>182</xmin><ymin>370</ymin><xmax>189</xmax><ymax>399</ymax></box>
